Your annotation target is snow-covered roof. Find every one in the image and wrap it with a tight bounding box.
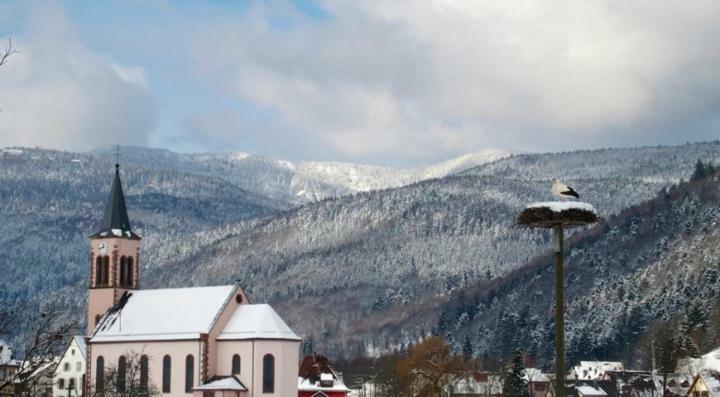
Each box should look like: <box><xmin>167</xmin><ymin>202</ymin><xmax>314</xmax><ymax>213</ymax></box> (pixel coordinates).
<box><xmin>523</xmin><ymin>368</ymin><xmax>550</xmax><ymax>382</ymax></box>
<box><xmin>298</xmin><ymin>376</ymin><xmax>350</xmax><ymax>392</ymax></box>
<box><xmin>72</xmin><ymin>336</ymin><xmax>87</xmax><ymax>359</ymax></box>
<box><xmin>702</xmin><ymin>347</ymin><xmax>720</xmax><ymax>373</ymax></box>
<box><xmin>92</xmin><ymin>285</ymin><xmax>236</xmax><ymax>342</ymax></box>
<box><xmin>194</xmin><ymin>376</ymin><xmax>247</xmax><ymax>391</ymax></box>
<box><xmin>701</xmin><ymin>374</ymin><xmax>720</xmax><ymax>397</ymax></box>
<box><xmin>577</xmin><ymin>385</ymin><xmax>608</xmax><ymax>396</ymax></box>
<box><xmin>218</xmin><ymin>304</ymin><xmax>301</xmax><ymax>341</ymax></box>
<box><xmin>573</xmin><ymin>361</ymin><xmax>624</xmax><ymax>380</ymax></box>
<box><xmin>0</xmin><ymin>339</ymin><xmax>12</xmax><ymax>365</ymax></box>
<box><xmin>527</xmin><ymin>201</ymin><xmax>597</xmax><ymax>213</ymax></box>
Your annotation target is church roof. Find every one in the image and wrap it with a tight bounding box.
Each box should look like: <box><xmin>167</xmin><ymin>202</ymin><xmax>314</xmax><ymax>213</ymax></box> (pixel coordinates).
<box><xmin>91</xmin><ymin>285</ymin><xmax>237</xmax><ymax>342</ymax></box>
<box><xmin>90</xmin><ymin>164</ymin><xmax>140</xmax><ymax>240</ymax></box>
<box><xmin>217</xmin><ymin>303</ymin><xmax>301</xmax><ymax>341</ymax></box>
<box><xmin>194</xmin><ymin>376</ymin><xmax>247</xmax><ymax>391</ymax></box>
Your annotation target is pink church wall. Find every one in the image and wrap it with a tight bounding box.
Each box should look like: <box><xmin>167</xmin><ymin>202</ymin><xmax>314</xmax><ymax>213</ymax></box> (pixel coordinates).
<box><xmin>205</xmin><ymin>286</ymin><xmax>249</xmax><ymax>380</ymax></box>
<box><xmin>90</xmin><ymin>341</ymin><xmax>201</xmax><ymax>397</ymax></box>
<box><xmin>215</xmin><ymin>341</ymin><xmax>255</xmax><ymax>391</ymax></box>
<box><xmin>217</xmin><ymin>339</ymin><xmax>300</xmax><ymax>397</ymax></box>
<box><xmin>252</xmin><ymin>340</ymin><xmax>300</xmax><ymax>397</ymax></box>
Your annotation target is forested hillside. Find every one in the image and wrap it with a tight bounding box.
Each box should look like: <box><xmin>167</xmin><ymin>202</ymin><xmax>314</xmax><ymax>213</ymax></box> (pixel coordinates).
<box><xmin>2</xmin><ymin>142</ymin><xmax>720</xmax><ymax>359</ymax></box>
<box><xmin>0</xmin><ymin>148</ymin><xmax>281</xmax><ymax>347</ymax></box>
<box><xmin>147</xmin><ymin>142</ymin><xmax>720</xmax><ymax>357</ymax></box>
<box><xmin>90</xmin><ymin>146</ymin><xmax>509</xmax><ymax>205</ymax></box>
<box><xmin>437</xmin><ymin>162</ymin><xmax>720</xmax><ymax>369</ymax></box>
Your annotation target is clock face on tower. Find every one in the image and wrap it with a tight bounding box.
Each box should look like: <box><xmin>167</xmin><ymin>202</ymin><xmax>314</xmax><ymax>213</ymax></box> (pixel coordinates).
<box><xmin>98</xmin><ymin>241</ymin><xmax>108</xmax><ymax>254</ymax></box>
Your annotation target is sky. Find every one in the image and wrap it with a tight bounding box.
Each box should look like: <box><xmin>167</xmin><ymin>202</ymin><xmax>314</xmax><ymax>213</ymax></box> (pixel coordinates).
<box><xmin>0</xmin><ymin>1</ymin><xmax>719</xmax><ymax>166</ymax></box>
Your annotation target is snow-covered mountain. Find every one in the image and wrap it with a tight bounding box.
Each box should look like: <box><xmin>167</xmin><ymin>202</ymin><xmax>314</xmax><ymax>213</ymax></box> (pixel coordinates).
<box><xmin>90</xmin><ymin>147</ymin><xmax>511</xmax><ymax>205</ymax></box>
<box><xmin>3</xmin><ymin>141</ymin><xmax>720</xmax><ymax>361</ymax></box>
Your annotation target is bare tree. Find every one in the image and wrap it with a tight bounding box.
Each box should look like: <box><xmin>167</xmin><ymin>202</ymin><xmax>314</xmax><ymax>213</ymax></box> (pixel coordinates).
<box><xmin>0</xmin><ymin>305</ymin><xmax>76</xmax><ymax>396</ymax></box>
<box><xmin>0</xmin><ymin>37</ymin><xmax>18</xmax><ymax>67</ymax></box>
<box><xmin>90</xmin><ymin>350</ymin><xmax>160</xmax><ymax>397</ymax></box>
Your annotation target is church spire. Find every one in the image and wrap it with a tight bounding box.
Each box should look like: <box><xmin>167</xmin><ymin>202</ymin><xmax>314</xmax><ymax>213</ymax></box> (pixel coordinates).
<box><xmin>90</xmin><ymin>164</ymin><xmax>140</xmax><ymax>239</ymax></box>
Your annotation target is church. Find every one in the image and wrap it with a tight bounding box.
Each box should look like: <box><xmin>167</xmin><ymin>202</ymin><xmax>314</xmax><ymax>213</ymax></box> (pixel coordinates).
<box><xmin>85</xmin><ymin>164</ymin><xmax>301</xmax><ymax>397</ymax></box>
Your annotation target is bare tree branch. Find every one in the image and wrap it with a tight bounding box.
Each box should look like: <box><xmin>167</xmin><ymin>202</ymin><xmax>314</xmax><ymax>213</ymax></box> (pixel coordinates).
<box><xmin>0</xmin><ymin>37</ymin><xmax>18</xmax><ymax>67</ymax></box>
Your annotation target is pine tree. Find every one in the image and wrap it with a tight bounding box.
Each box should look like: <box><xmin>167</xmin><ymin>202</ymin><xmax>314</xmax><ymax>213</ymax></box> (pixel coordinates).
<box><xmin>503</xmin><ymin>349</ymin><xmax>528</xmax><ymax>397</ymax></box>
<box><xmin>462</xmin><ymin>335</ymin><xmax>473</xmax><ymax>360</ymax></box>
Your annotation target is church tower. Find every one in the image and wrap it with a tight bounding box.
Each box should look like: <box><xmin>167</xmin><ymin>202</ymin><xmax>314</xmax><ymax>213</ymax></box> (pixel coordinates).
<box><xmin>87</xmin><ymin>164</ymin><xmax>141</xmax><ymax>335</ymax></box>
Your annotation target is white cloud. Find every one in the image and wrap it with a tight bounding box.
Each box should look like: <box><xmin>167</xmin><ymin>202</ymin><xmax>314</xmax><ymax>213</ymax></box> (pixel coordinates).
<box><xmin>188</xmin><ymin>0</ymin><xmax>720</xmax><ymax>162</ymax></box>
<box><xmin>0</xmin><ymin>6</ymin><xmax>155</xmax><ymax>152</ymax></box>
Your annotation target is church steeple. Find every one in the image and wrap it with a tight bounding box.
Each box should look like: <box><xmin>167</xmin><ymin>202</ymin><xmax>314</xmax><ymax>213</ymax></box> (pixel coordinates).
<box><xmin>87</xmin><ymin>163</ymin><xmax>141</xmax><ymax>335</ymax></box>
<box><xmin>90</xmin><ymin>164</ymin><xmax>140</xmax><ymax>240</ymax></box>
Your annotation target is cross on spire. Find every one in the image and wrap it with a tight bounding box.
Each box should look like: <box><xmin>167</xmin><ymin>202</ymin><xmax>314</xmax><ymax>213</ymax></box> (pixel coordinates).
<box><xmin>114</xmin><ymin>144</ymin><xmax>121</xmax><ymax>168</ymax></box>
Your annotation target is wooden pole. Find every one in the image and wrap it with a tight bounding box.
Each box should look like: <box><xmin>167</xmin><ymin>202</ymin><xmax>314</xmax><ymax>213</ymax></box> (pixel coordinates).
<box><xmin>554</xmin><ymin>226</ymin><xmax>565</xmax><ymax>397</ymax></box>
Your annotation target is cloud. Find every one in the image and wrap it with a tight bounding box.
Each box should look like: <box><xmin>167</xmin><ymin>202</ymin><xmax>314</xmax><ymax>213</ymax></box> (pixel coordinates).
<box><xmin>0</xmin><ymin>5</ymin><xmax>155</xmax><ymax>152</ymax></box>
<box><xmin>187</xmin><ymin>0</ymin><xmax>720</xmax><ymax>163</ymax></box>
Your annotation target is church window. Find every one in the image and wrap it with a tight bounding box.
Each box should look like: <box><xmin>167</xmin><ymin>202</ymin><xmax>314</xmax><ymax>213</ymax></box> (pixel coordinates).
<box><xmin>185</xmin><ymin>355</ymin><xmax>194</xmax><ymax>392</ymax></box>
<box><xmin>117</xmin><ymin>356</ymin><xmax>126</xmax><ymax>393</ymax></box>
<box><xmin>140</xmin><ymin>354</ymin><xmax>149</xmax><ymax>395</ymax></box>
<box><xmin>69</xmin><ymin>378</ymin><xmax>75</xmax><ymax>390</ymax></box>
<box><xmin>64</xmin><ymin>362</ymin><xmax>70</xmax><ymax>371</ymax></box>
<box><xmin>162</xmin><ymin>355</ymin><xmax>171</xmax><ymax>393</ymax></box>
<box><xmin>95</xmin><ymin>256</ymin><xmax>103</xmax><ymax>286</ymax></box>
<box><xmin>58</xmin><ymin>378</ymin><xmax>65</xmax><ymax>389</ymax></box>
<box><xmin>119</xmin><ymin>256</ymin><xmax>127</xmax><ymax>287</ymax></box>
<box><xmin>262</xmin><ymin>354</ymin><xmax>274</xmax><ymax>393</ymax></box>
<box><xmin>127</xmin><ymin>257</ymin><xmax>134</xmax><ymax>286</ymax></box>
<box><xmin>96</xmin><ymin>356</ymin><xmax>105</xmax><ymax>392</ymax></box>
<box><xmin>102</xmin><ymin>256</ymin><xmax>109</xmax><ymax>285</ymax></box>
<box><xmin>231</xmin><ymin>354</ymin><xmax>241</xmax><ymax>375</ymax></box>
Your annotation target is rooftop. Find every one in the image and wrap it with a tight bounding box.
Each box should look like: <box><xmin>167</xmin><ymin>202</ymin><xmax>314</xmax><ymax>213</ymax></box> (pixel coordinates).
<box><xmin>91</xmin><ymin>285</ymin><xmax>236</xmax><ymax>342</ymax></box>
<box><xmin>218</xmin><ymin>304</ymin><xmax>301</xmax><ymax>341</ymax></box>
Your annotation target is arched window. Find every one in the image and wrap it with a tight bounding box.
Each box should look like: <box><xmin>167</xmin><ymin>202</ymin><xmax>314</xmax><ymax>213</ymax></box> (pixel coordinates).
<box><xmin>262</xmin><ymin>354</ymin><xmax>274</xmax><ymax>393</ymax></box>
<box><xmin>95</xmin><ymin>356</ymin><xmax>104</xmax><ymax>392</ymax></box>
<box><xmin>185</xmin><ymin>355</ymin><xmax>194</xmax><ymax>393</ymax></box>
<box><xmin>162</xmin><ymin>355</ymin><xmax>171</xmax><ymax>393</ymax></box>
<box><xmin>231</xmin><ymin>354</ymin><xmax>241</xmax><ymax>375</ymax></box>
<box><xmin>102</xmin><ymin>256</ymin><xmax>110</xmax><ymax>285</ymax></box>
<box><xmin>127</xmin><ymin>257</ymin><xmax>134</xmax><ymax>286</ymax></box>
<box><xmin>117</xmin><ymin>356</ymin><xmax>126</xmax><ymax>392</ymax></box>
<box><xmin>140</xmin><ymin>354</ymin><xmax>149</xmax><ymax>394</ymax></box>
<box><xmin>119</xmin><ymin>256</ymin><xmax>127</xmax><ymax>287</ymax></box>
<box><xmin>95</xmin><ymin>256</ymin><xmax>103</xmax><ymax>286</ymax></box>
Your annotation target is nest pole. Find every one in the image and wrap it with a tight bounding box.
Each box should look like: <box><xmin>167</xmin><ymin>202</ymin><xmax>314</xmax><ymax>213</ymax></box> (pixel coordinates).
<box><xmin>517</xmin><ymin>204</ymin><xmax>600</xmax><ymax>397</ymax></box>
<box><xmin>553</xmin><ymin>226</ymin><xmax>565</xmax><ymax>397</ymax></box>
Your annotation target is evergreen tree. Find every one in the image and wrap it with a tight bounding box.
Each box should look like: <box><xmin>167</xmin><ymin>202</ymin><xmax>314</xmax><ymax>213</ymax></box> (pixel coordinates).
<box><xmin>503</xmin><ymin>350</ymin><xmax>528</xmax><ymax>397</ymax></box>
<box><xmin>691</xmin><ymin>159</ymin><xmax>716</xmax><ymax>180</ymax></box>
<box><xmin>462</xmin><ymin>335</ymin><xmax>473</xmax><ymax>360</ymax></box>
<box><xmin>301</xmin><ymin>336</ymin><xmax>315</xmax><ymax>355</ymax></box>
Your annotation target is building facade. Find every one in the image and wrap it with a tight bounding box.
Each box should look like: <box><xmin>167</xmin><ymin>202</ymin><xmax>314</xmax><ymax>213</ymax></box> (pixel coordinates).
<box><xmin>52</xmin><ymin>336</ymin><xmax>87</xmax><ymax>397</ymax></box>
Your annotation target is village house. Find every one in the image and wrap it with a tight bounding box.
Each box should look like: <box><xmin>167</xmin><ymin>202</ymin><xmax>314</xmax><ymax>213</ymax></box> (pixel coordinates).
<box><xmin>686</xmin><ymin>373</ymin><xmax>720</xmax><ymax>397</ymax></box>
<box><xmin>85</xmin><ymin>164</ymin><xmax>301</xmax><ymax>397</ymax></box>
<box><xmin>297</xmin><ymin>355</ymin><xmax>349</xmax><ymax>397</ymax></box>
<box><xmin>52</xmin><ymin>336</ymin><xmax>87</xmax><ymax>397</ymax></box>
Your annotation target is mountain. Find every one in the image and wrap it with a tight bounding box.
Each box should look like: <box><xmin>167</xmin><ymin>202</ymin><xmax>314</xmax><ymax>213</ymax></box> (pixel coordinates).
<box><xmin>142</xmin><ymin>142</ymin><xmax>720</xmax><ymax>357</ymax></box>
<box><xmin>90</xmin><ymin>147</ymin><xmax>510</xmax><ymax>205</ymax></box>
<box><xmin>0</xmin><ymin>147</ymin><xmax>282</xmax><ymax>346</ymax></box>
<box><xmin>2</xmin><ymin>142</ymin><xmax>720</xmax><ymax>360</ymax></box>
<box><xmin>437</xmin><ymin>167</ymin><xmax>720</xmax><ymax>368</ymax></box>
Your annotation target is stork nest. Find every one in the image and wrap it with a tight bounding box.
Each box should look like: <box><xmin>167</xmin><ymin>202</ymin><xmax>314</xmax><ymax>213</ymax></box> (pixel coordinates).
<box><xmin>517</xmin><ymin>206</ymin><xmax>600</xmax><ymax>228</ymax></box>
